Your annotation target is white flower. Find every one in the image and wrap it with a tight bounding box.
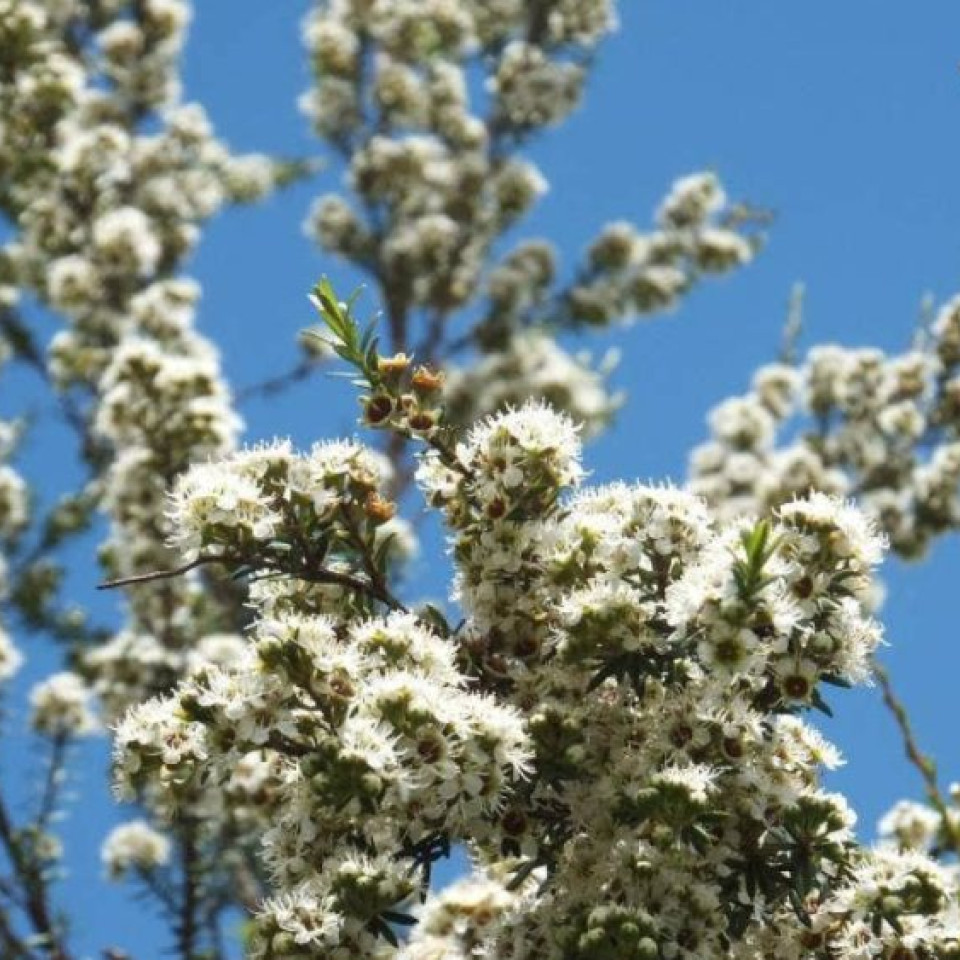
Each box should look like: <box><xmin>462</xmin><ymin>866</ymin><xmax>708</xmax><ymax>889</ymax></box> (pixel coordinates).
<box><xmin>877</xmin><ymin>800</ymin><xmax>941</xmax><ymax>852</ymax></box>
<box><xmin>30</xmin><ymin>672</ymin><xmax>99</xmax><ymax>737</ymax></box>
<box><xmin>91</xmin><ymin>207</ymin><xmax>162</xmax><ymax>276</ymax></box>
<box><xmin>0</xmin><ymin>628</ymin><xmax>22</xmax><ymax>683</ymax></box>
<box><xmin>102</xmin><ymin>820</ymin><xmax>172</xmax><ymax>878</ymax></box>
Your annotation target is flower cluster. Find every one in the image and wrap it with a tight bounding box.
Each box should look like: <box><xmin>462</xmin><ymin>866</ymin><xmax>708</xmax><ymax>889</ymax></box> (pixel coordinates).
<box><xmin>301</xmin><ymin>0</ymin><xmax>755</xmax><ymax>439</ymax></box>
<box><xmin>29</xmin><ymin>671</ymin><xmax>99</xmax><ymax>738</ymax></box>
<box><xmin>1</xmin><ymin>0</ymin><xmax>283</xmax><ymax>704</ymax></box>
<box><xmin>690</xmin><ymin>294</ymin><xmax>960</xmax><ymax>559</ymax></box>
<box><xmin>0</xmin><ymin>3</ymin><xmax>294</xmax><ymax>950</ymax></box>
<box><xmin>165</xmin><ymin>437</ymin><xmax>407</xmax><ymax>588</ymax></box>
<box><xmin>101</xmin><ymin>819</ymin><xmax>172</xmax><ymax>880</ymax></box>
<box><xmin>563</xmin><ymin>173</ymin><xmax>756</xmax><ymax>327</ymax></box>
<box><xmin>0</xmin><ymin>414</ymin><xmax>26</xmax><ymax>686</ymax></box>
<box><xmin>443</xmin><ymin>330</ymin><xmax>623</xmax><ymax>437</ymax></box>
<box><xmin>112</xmin><ymin>364</ymin><xmax>960</xmax><ymax>959</ymax></box>
<box><xmin>115</xmin><ymin>601</ymin><xmax>530</xmax><ymax>955</ymax></box>
<box><xmin>0</xmin><ymin>2</ymin><xmax>954</xmax><ymax>957</ymax></box>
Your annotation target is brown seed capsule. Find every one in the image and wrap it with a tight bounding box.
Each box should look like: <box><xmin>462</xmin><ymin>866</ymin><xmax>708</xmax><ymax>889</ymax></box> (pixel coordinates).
<box><xmin>722</xmin><ymin>736</ymin><xmax>745</xmax><ymax>759</ymax></box>
<box><xmin>782</xmin><ymin>674</ymin><xmax>811</xmax><ymax>700</ymax></box>
<box><xmin>377</xmin><ymin>352</ymin><xmax>411</xmax><ymax>376</ymax></box>
<box><xmin>486</xmin><ymin>497</ymin><xmax>507</xmax><ymax>520</ymax></box>
<box><xmin>407</xmin><ymin>410</ymin><xmax>437</xmax><ymax>433</ymax></box>
<box><xmin>794</xmin><ymin>575</ymin><xmax>814</xmax><ymax>599</ymax></box>
<box><xmin>364</xmin><ymin>493</ymin><xmax>397</xmax><ymax>525</ymax></box>
<box><xmin>501</xmin><ymin>808</ymin><xmax>527</xmax><ymax>836</ymax></box>
<box><xmin>670</xmin><ymin>724</ymin><xmax>693</xmax><ymax>748</ymax></box>
<box><xmin>411</xmin><ymin>365</ymin><xmax>445</xmax><ymax>394</ymax></box>
<box><xmin>364</xmin><ymin>395</ymin><xmax>394</xmax><ymax>425</ymax></box>
<box><xmin>514</xmin><ymin>633</ymin><xmax>540</xmax><ymax>658</ymax></box>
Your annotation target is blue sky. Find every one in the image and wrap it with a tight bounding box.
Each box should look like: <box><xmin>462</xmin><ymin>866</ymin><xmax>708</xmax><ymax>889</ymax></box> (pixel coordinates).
<box><xmin>6</xmin><ymin>1</ymin><xmax>960</xmax><ymax>955</ymax></box>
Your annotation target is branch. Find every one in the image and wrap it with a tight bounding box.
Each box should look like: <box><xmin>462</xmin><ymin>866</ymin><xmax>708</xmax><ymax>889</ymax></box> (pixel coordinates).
<box><xmin>97</xmin><ymin>553</ymin><xmax>407</xmax><ymax>613</ymax></box>
<box><xmin>97</xmin><ymin>557</ymin><xmax>224</xmax><ymax>591</ymax></box>
<box><xmin>0</xmin><ymin>790</ymin><xmax>71</xmax><ymax>960</ymax></box>
<box><xmin>0</xmin><ymin>899</ymin><xmax>37</xmax><ymax>960</ymax></box>
<box><xmin>874</xmin><ymin>660</ymin><xmax>960</xmax><ymax>853</ymax></box>
<box><xmin>35</xmin><ymin>734</ymin><xmax>69</xmax><ymax>836</ymax></box>
<box><xmin>174</xmin><ymin>823</ymin><xmax>200</xmax><ymax>960</ymax></box>
<box><xmin>234</xmin><ymin>357</ymin><xmax>322</xmax><ymax>405</ymax></box>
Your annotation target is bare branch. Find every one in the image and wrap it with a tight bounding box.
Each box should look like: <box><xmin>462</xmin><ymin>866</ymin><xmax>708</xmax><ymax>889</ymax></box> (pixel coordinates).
<box><xmin>874</xmin><ymin>660</ymin><xmax>960</xmax><ymax>854</ymax></box>
<box><xmin>97</xmin><ymin>557</ymin><xmax>219</xmax><ymax>591</ymax></box>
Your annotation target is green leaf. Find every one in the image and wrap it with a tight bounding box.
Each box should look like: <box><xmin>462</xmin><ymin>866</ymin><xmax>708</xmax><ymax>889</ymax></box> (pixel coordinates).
<box><xmin>370</xmin><ymin>917</ymin><xmax>399</xmax><ymax>948</ymax></box>
<box><xmin>374</xmin><ymin>532</ymin><xmax>397</xmax><ymax>571</ymax></box>
<box><xmin>819</xmin><ymin>673</ymin><xmax>852</xmax><ymax>689</ymax></box>
<box><xmin>381</xmin><ymin>911</ymin><xmax>417</xmax><ymax>927</ymax></box>
<box><xmin>809</xmin><ymin>688</ymin><xmax>834</xmax><ymax>717</ymax></box>
<box><xmin>418</xmin><ymin>603</ymin><xmax>451</xmax><ymax>637</ymax></box>
<box><xmin>506</xmin><ymin>858</ymin><xmax>542</xmax><ymax>892</ymax></box>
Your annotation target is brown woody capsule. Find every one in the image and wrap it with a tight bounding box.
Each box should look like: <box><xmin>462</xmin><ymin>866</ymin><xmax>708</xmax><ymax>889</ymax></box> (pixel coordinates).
<box><xmin>364</xmin><ymin>493</ymin><xmax>397</xmax><ymax>524</ymax></box>
<box><xmin>364</xmin><ymin>395</ymin><xmax>394</xmax><ymax>425</ymax></box>
<box><xmin>486</xmin><ymin>497</ymin><xmax>507</xmax><ymax>520</ymax></box>
<box><xmin>411</xmin><ymin>366</ymin><xmax>445</xmax><ymax>394</ymax></box>
<box><xmin>377</xmin><ymin>352</ymin><xmax>411</xmax><ymax>376</ymax></box>
<box><xmin>407</xmin><ymin>411</ymin><xmax>437</xmax><ymax>433</ymax></box>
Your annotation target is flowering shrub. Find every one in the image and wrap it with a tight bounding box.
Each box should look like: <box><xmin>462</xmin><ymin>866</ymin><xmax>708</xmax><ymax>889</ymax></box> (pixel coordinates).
<box><xmin>111</xmin><ymin>294</ymin><xmax>957</xmax><ymax>959</ymax></box>
<box><xmin>0</xmin><ymin>1</ymin><xmax>957</xmax><ymax>958</ymax></box>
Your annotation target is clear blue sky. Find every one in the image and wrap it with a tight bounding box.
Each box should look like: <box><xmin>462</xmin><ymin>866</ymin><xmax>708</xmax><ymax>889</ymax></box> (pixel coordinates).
<box><xmin>7</xmin><ymin>2</ymin><xmax>960</xmax><ymax>954</ymax></box>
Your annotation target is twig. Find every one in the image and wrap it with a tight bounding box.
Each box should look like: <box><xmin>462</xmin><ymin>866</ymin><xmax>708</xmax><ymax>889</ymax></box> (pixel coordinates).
<box><xmin>175</xmin><ymin>823</ymin><xmax>200</xmax><ymax>960</ymax></box>
<box><xmin>97</xmin><ymin>557</ymin><xmax>225</xmax><ymax>591</ymax></box>
<box><xmin>0</xmin><ymin>790</ymin><xmax>70</xmax><ymax>960</ymax></box>
<box><xmin>97</xmin><ymin>553</ymin><xmax>407</xmax><ymax>613</ymax></box>
<box><xmin>874</xmin><ymin>660</ymin><xmax>960</xmax><ymax>853</ymax></box>
<box><xmin>337</xmin><ymin>509</ymin><xmax>407</xmax><ymax>614</ymax></box>
<box><xmin>779</xmin><ymin>282</ymin><xmax>805</xmax><ymax>366</ymax></box>
<box><xmin>234</xmin><ymin>357</ymin><xmax>322</xmax><ymax>404</ymax></box>
<box><xmin>35</xmin><ymin>734</ymin><xmax>69</xmax><ymax>835</ymax></box>
<box><xmin>0</xmin><ymin>905</ymin><xmax>36</xmax><ymax>960</ymax></box>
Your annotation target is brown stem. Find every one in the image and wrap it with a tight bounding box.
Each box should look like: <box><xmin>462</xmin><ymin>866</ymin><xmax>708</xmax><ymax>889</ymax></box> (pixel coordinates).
<box><xmin>0</xmin><ymin>791</ymin><xmax>70</xmax><ymax>960</ymax></box>
<box><xmin>0</xmin><ymin>902</ymin><xmax>36</xmax><ymax>960</ymax></box>
<box><xmin>332</xmin><ymin>510</ymin><xmax>409</xmax><ymax>614</ymax></box>
<box><xmin>98</xmin><ymin>552</ymin><xmax>406</xmax><ymax>614</ymax></box>
<box><xmin>35</xmin><ymin>734</ymin><xmax>69</xmax><ymax>836</ymax></box>
<box><xmin>874</xmin><ymin>660</ymin><xmax>960</xmax><ymax>853</ymax></box>
<box><xmin>234</xmin><ymin>357</ymin><xmax>322</xmax><ymax>405</ymax></box>
<box><xmin>175</xmin><ymin>823</ymin><xmax>199</xmax><ymax>960</ymax></box>
<box><xmin>97</xmin><ymin>556</ymin><xmax>231</xmax><ymax>591</ymax></box>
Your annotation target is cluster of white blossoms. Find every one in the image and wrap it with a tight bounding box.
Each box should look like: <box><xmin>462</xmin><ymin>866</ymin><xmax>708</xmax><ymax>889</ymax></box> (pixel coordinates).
<box><xmin>115</xmin><ymin>603</ymin><xmax>531</xmax><ymax>954</ymax></box>
<box><xmin>301</xmin><ymin>0</ymin><xmax>755</xmax><ymax>444</ymax></box>
<box><xmin>443</xmin><ymin>330</ymin><xmax>623</xmax><ymax>437</ymax></box>
<box><xmin>0</xmin><ymin>2</ymin><xmax>297</xmax><ymax>951</ymax></box>
<box><xmin>690</xmin><ymin>294</ymin><xmax>960</xmax><ymax>559</ymax></box>
<box><xmin>165</xmin><ymin>437</ymin><xmax>407</xmax><ymax>575</ymax></box>
<box><xmin>101</xmin><ymin>819</ymin><xmax>172</xmax><ymax>880</ymax></box>
<box><xmin>29</xmin><ymin>671</ymin><xmax>99</xmax><ymax>738</ymax></box>
<box><xmin>878</xmin><ymin>798</ymin><xmax>950</xmax><ymax>856</ymax></box>
<box><xmin>111</xmin><ymin>378</ymin><xmax>960</xmax><ymax>959</ymax></box>
<box><xmin>0</xmin><ymin>415</ymin><xmax>26</xmax><ymax>684</ymax></box>
<box><xmin>0</xmin><ymin>0</ymin><xmax>281</xmax><ymax>691</ymax></box>
<box><xmin>2</xmin><ymin>1</ymin><xmax>956</xmax><ymax>957</ymax></box>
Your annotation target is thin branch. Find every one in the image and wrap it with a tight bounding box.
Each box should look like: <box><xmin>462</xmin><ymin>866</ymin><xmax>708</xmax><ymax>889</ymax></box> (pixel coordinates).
<box><xmin>0</xmin><ymin>790</ymin><xmax>70</xmax><ymax>960</ymax></box>
<box><xmin>337</xmin><ymin>509</ymin><xmax>407</xmax><ymax>614</ymax></box>
<box><xmin>874</xmin><ymin>660</ymin><xmax>960</xmax><ymax>853</ymax></box>
<box><xmin>97</xmin><ymin>557</ymin><xmax>224</xmax><ymax>591</ymax></box>
<box><xmin>174</xmin><ymin>823</ymin><xmax>200</xmax><ymax>960</ymax></box>
<box><xmin>35</xmin><ymin>734</ymin><xmax>69</xmax><ymax>835</ymax></box>
<box><xmin>778</xmin><ymin>282</ymin><xmax>805</xmax><ymax>366</ymax></box>
<box><xmin>234</xmin><ymin>357</ymin><xmax>322</xmax><ymax>405</ymax></box>
<box><xmin>98</xmin><ymin>552</ymin><xmax>407</xmax><ymax>613</ymax></box>
<box><xmin>0</xmin><ymin>904</ymin><xmax>37</xmax><ymax>960</ymax></box>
